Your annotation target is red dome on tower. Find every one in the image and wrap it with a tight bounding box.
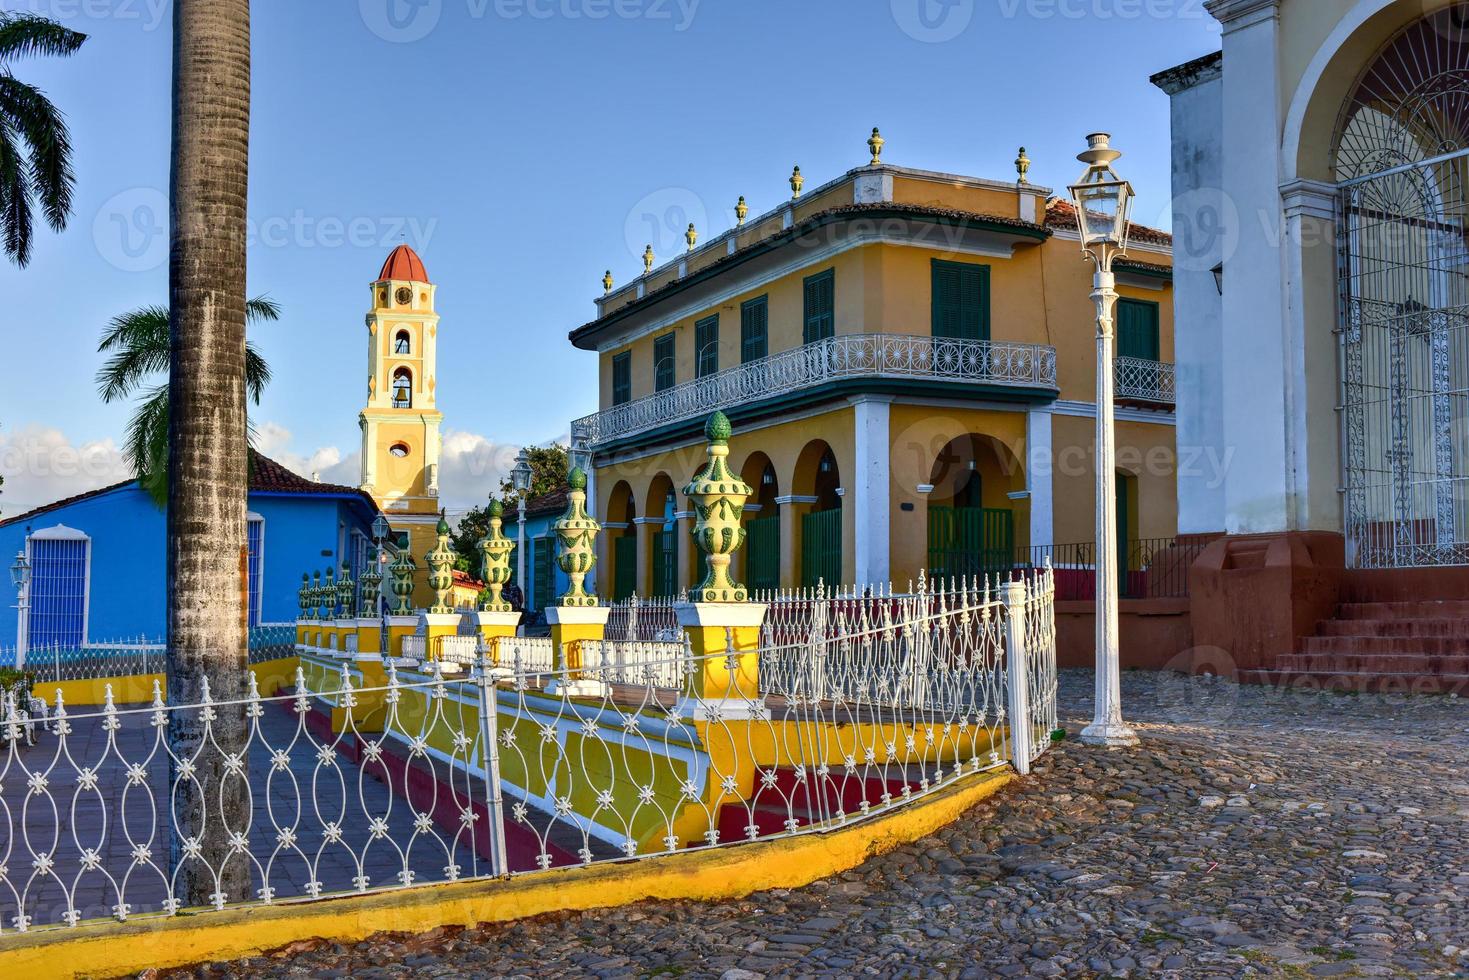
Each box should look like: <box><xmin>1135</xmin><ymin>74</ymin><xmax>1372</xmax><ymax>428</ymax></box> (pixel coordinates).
<box><xmin>378</xmin><ymin>244</ymin><xmax>430</xmax><ymax>284</ymax></box>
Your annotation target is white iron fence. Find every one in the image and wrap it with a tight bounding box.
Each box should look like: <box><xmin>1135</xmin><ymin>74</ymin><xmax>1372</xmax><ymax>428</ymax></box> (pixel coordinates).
<box><xmin>0</xmin><ymin>570</ymin><xmax>1056</xmax><ymax>937</ymax></box>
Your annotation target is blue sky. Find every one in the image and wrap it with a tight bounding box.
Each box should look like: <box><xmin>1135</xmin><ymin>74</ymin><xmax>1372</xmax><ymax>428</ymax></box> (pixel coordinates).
<box><xmin>0</xmin><ymin>0</ymin><xmax>1220</xmax><ymax>518</ymax></box>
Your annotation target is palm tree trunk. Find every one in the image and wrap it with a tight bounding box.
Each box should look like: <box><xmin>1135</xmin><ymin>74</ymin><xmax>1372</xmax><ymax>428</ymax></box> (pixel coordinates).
<box><xmin>167</xmin><ymin>0</ymin><xmax>252</xmax><ymax>908</ymax></box>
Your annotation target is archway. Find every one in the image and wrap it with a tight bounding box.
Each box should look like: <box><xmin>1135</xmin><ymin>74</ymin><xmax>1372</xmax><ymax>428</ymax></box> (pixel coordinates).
<box><xmin>606</xmin><ymin>481</ymin><xmax>637</xmax><ymax>601</ymax></box>
<box><xmin>644</xmin><ymin>474</ymin><xmax>678</xmax><ymax>597</ymax></box>
<box><xmin>393</xmin><ymin>329</ymin><xmax>412</xmax><ymax>355</ymax></box>
<box><xmin>1330</xmin><ymin>10</ymin><xmax>1469</xmax><ymax>567</ymax></box>
<box><xmin>739</xmin><ymin>452</ymin><xmax>780</xmax><ymax>592</ymax></box>
<box><xmin>793</xmin><ymin>441</ymin><xmax>842</xmax><ymax>588</ymax></box>
<box><xmin>391</xmin><ymin>367</ymin><xmax>413</xmax><ymax>409</ymax></box>
<box><xmin>925</xmin><ymin>434</ymin><xmax>1023</xmax><ymax>582</ymax></box>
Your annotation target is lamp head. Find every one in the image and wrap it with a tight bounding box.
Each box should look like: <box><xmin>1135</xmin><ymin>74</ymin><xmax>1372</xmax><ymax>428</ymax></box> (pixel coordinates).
<box><xmin>1067</xmin><ymin>133</ymin><xmax>1134</xmax><ymax>257</ymax></box>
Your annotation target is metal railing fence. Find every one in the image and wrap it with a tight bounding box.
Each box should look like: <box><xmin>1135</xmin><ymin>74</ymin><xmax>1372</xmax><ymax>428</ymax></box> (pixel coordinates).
<box><xmin>0</xmin><ymin>571</ymin><xmax>1056</xmax><ymax>936</ymax></box>
<box><xmin>0</xmin><ymin>625</ymin><xmax>300</xmax><ymax>686</ymax></box>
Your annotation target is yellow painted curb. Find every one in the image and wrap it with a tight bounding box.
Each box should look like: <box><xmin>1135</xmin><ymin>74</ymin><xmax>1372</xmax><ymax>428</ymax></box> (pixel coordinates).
<box><xmin>2</xmin><ymin>771</ymin><xmax>1013</xmax><ymax>979</ymax></box>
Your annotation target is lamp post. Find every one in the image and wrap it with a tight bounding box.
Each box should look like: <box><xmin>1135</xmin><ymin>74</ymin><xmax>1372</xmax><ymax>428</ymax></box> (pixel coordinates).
<box><xmin>511</xmin><ymin>449</ymin><xmax>533</xmax><ymax>612</ymax></box>
<box><xmin>9</xmin><ymin>550</ymin><xmax>30</xmax><ymax>672</ymax></box>
<box><xmin>371</xmin><ymin>515</ymin><xmax>392</xmax><ymax>622</ymax></box>
<box><xmin>1068</xmin><ymin>132</ymin><xmax>1140</xmax><ymax>748</ymax></box>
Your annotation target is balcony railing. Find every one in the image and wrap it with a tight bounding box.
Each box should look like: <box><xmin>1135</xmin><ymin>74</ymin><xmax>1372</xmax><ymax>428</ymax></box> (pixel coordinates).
<box><xmin>1114</xmin><ymin>356</ymin><xmax>1175</xmax><ymax>405</ymax></box>
<box><xmin>573</xmin><ymin>333</ymin><xmax>1058</xmax><ymax>449</ymax></box>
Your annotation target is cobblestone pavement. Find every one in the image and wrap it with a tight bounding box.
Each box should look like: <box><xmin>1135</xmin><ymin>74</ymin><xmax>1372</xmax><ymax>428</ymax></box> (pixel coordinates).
<box><xmin>166</xmin><ymin>670</ymin><xmax>1469</xmax><ymax>979</ymax></box>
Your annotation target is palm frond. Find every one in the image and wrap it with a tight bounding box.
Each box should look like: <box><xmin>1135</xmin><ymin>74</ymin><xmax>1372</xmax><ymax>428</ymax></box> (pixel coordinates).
<box><xmin>125</xmin><ymin>383</ymin><xmax>170</xmax><ymax>508</ymax></box>
<box><xmin>0</xmin><ymin>74</ymin><xmax>74</xmax><ymax>231</ymax></box>
<box><xmin>246</xmin><ymin>296</ymin><xmax>282</xmax><ymax>322</ymax></box>
<box><xmin>95</xmin><ymin>306</ymin><xmax>169</xmax><ymax>403</ymax></box>
<box><xmin>0</xmin><ymin>14</ymin><xmax>87</xmax><ymax>61</ymax></box>
<box><xmin>0</xmin><ymin>111</ymin><xmax>34</xmax><ymax>266</ymax></box>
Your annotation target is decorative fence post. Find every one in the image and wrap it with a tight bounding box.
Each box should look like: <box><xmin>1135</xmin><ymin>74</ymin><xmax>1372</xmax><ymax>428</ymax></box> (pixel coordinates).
<box><xmin>545</xmin><ymin>467</ymin><xmax>611</xmax><ymax>697</ymax></box>
<box><xmin>473</xmin><ymin>647</ymin><xmax>510</xmax><ymax>877</ymax></box>
<box><xmin>470</xmin><ymin>499</ymin><xmax>522</xmax><ymax>659</ymax></box>
<box><xmin>1003</xmin><ymin>576</ymin><xmax>1034</xmax><ymax>776</ymax></box>
<box><xmin>674</xmin><ymin>411</ymin><xmax>768</xmax><ymax>721</ymax></box>
<box><xmin>422</xmin><ymin>513</ymin><xmax>463</xmax><ymax>660</ymax></box>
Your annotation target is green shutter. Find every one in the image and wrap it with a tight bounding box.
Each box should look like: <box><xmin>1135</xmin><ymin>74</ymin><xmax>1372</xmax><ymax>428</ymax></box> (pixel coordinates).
<box><xmin>926</xmin><ymin>506</ymin><xmax>1014</xmax><ymax>581</ymax></box>
<box><xmin>613</xmin><ymin>535</ymin><xmax>637</xmax><ymax>601</ymax></box>
<box><xmin>802</xmin><ymin>269</ymin><xmax>835</xmax><ymax>344</ymax></box>
<box><xmin>695</xmin><ymin>315</ymin><xmax>719</xmax><ymax>378</ymax></box>
<box><xmin>654</xmin><ymin>333</ymin><xmax>675</xmax><ymax>392</ymax></box>
<box><xmin>651</xmin><ymin>525</ymin><xmax>678</xmax><ymax>597</ymax></box>
<box><xmin>931</xmin><ymin>260</ymin><xmax>990</xmax><ymax>341</ymax></box>
<box><xmin>801</xmin><ymin>508</ymin><xmax>842</xmax><ymax>588</ymax></box>
<box><xmin>533</xmin><ymin>537</ymin><xmax>555</xmax><ymax>611</ymax></box>
<box><xmin>746</xmin><ymin>516</ymin><xmax>780</xmax><ymax>592</ymax></box>
<box><xmin>1117</xmin><ymin>299</ymin><xmax>1160</xmax><ymax>361</ymax></box>
<box><xmin>741</xmin><ymin>296</ymin><xmax>769</xmax><ymax>363</ymax></box>
<box><xmin>612</xmin><ymin>351</ymin><xmax>632</xmax><ymax>405</ymax></box>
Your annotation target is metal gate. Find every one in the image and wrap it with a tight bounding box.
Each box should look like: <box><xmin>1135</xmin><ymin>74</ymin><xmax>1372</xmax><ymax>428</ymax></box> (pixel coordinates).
<box><xmin>1335</xmin><ymin>14</ymin><xmax>1469</xmax><ymax>568</ymax></box>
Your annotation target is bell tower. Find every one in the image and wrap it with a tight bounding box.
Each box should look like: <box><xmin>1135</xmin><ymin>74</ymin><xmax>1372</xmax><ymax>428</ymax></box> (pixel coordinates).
<box><xmin>360</xmin><ymin>244</ymin><xmax>444</xmax><ymax>606</ymax></box>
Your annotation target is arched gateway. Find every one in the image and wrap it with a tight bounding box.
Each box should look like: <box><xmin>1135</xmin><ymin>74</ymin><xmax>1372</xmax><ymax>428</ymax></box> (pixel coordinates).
<box><xmin>1336</xmin><ymin>15</ymin><xmax>1469</xmax><ymax>567</ymax></box>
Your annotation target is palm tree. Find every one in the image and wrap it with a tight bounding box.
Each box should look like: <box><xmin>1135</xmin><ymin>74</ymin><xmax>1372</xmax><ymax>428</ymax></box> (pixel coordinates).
<box><xmin>0</xmin><ymin>13</ymin><xmax>87</xmax><ymax>267</ymax></box>
<box><xmin>96</xmin><ymin>297</ymin><xmax>277</xmax><ymax>506</ymax></box>
<box><xmin>167</xmin><ymin>0</ymin><xmax>253</xmax><ymax>907</ymax></box>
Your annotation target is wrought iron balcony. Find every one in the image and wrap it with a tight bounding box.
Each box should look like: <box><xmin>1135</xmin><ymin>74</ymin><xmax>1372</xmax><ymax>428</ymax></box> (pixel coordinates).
<box><xmin>573</xmin><ymin>333</ymin><xmax>1058</xmax><ymax>449</ymax></box>
<box><xmin>1114</xmin><ymin>356</ymin><xmax>1175</xmax><ymax>406</ymax></box>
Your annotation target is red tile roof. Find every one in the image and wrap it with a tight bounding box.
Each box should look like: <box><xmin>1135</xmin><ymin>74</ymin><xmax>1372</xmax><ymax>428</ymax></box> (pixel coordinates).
<box><xmin>1044</xmin><ymin>199</ymin><xmax>1173</xmax><ymax>249</ymax></box>
<box><xmin>378</xmin><ymin>244</ymin><xmax>430</xmax><ymax>284</ymax></box>
<box><xmin>503</xmin><ymin>488</ymin><xmax>569</xmax><ymax>523</ymax></box>
<box><xmin>0</xmin><ymin>451</ymin><xmax>381</xmax><ymax>529</ymax></box>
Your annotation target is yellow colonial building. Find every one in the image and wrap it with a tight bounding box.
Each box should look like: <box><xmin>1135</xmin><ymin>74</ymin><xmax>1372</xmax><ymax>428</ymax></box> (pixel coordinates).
<box><xmin>359</xmin><ymin>244</ymin><xmax>446</xmax><ymax>607</ymax></box>
<box><xmin>568</xmin><ymin>137</ymin><xmax>1179</xmax><ymax>597</ymax></box>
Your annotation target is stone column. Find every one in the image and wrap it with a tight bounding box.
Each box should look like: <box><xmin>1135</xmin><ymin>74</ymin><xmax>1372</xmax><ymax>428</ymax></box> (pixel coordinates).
<box><xmin>851</xmin><ymin>396</ymin><xmax>891</xmax><ymax>587</ymax></box>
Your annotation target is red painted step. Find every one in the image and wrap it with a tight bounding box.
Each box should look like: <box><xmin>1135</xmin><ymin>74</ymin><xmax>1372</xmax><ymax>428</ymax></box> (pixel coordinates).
<box><xmin>1300</xmin><ymin>635</ymin><xmax>1469</xmax><ymax>656</ymax></box>
<box><xmin>1239</xmin><ymin>669</ymin><xmax>1469</xmax><ymax>695</ymax></box>
<box><xmin>1335</xmin><ymin>599</ymin><xmax>1469</xmax><ymax>620</ymax></box>
<box><xmin>1278</xmin><ymin>652</ymin><xmax>1469</xmax><ymax>675</ymax></box>
<box><xmin>1315</xmin><ymin>617</ymin><xmax>1469</xmax><ymax>638</ymax></box>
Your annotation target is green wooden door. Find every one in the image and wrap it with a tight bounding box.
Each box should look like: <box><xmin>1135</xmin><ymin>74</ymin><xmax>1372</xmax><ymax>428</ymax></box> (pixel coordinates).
<box><xmin>1117</xmin><ymin>299</ymin><xmax>1160</xmax><ymax>361</ymax></box>
<box><xmin>927</xmin><ymin>506</ymin><xmax>1014</xmax><ymax>581</ymax></box>
<box><xmin>533</xmin><ymin>536</ymin><xmax>555</xmax><ymax>612</ymax></box>
<box><xmin>651</xmin><ymin>525</ymin><xmax>678</xmax><ymax>597</ymax></box>
<box><xmin>801</xmin><ymin>508</ymin><xmax>842</xmax><ymax>588</ymax></box>
<box><xmin>931</xmin><ymin>260</ymin><xmax>990</xmax><ymax>341</ymax></box>
<box><xmin>1116</xmin><ymin>478</ymin><xmax>1132</xmax><ymax>597</ymax></box>
<box><xmin>613</xmin><ymin>535</ymin><xmax>637</xmax><ymax>601</ymax></box>
<box><xmin>746</xmin><ymin>516</ymin><xmax>780</xmax><ymax>592</ymax></box>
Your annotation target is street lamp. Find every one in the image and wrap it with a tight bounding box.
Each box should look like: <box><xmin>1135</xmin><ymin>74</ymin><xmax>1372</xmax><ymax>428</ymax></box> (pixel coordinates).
<box><xmin>1068</xmin><ymin>132</ymin><xmax>1139</xmax><ymax>748</ymax></box>
<box><xmin>511</xmin><ymin>449</ymin><xmax>533</xmax><ymax>612</ymax></box>
<box><xmin>371</xmin><ymin>515</ymin><xmax>392</xmax><ymax>620</ymax></box>
<box><xmin>9</xmin><ymin>550</ymin><xmax>30</xmax><ymax>672</ymax></box>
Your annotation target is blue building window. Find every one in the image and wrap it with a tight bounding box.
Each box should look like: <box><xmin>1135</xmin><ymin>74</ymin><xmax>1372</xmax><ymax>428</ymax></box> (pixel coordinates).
<box><xmin>28</xmin><ymin>531</ymin><xmax>90</xmax><ymax>650</ymax></box>
<box><xmin>246</xmin><ymin>516</ymin><xmax>264</xmax><ymax>627</ymax></box>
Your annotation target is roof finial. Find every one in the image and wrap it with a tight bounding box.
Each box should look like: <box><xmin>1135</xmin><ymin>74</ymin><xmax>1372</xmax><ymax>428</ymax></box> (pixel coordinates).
<box><xmin>790</xmin><ymin>165</ymin><xmax>804</xmax><ymax>200</ymax></box>
<box><xmin>1015</xmin><ymin>146</ymin><xmax>1031</xmax><ymax>185</ymax></box>
<box><xmin>643</xmin><ymin>244</ymin><xmax>655</xmax><ymax>274</ymax></box>
<box><xmin>602</xmin><ymin>269</ymin><xmax>614</xmax><ymax>294</ymax></box>
<box><xmin>868</xmin><ymin>127</ymin><xmax>885</xmax><ymax>166</ymax></box>
<box><xmin>735</xmin><ymin>196</ymin><xmax>749</xmax><ymax>227</ymax></box>
<box><xmin>685</xmin><ymin>223</ymin><xmax>698</xmax><ymax>252</ymax></box>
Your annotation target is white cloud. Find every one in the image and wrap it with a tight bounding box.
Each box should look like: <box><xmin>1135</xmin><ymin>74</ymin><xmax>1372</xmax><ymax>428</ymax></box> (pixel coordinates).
<box><xmin>0</xmin><ymin>424</ymin><xmax>134</xmax><ymax>520</ymax></box>
<box><xmin>256</xmin><ymin>423</ymin><xmax>516</xmax><ymax>517</ymax></box>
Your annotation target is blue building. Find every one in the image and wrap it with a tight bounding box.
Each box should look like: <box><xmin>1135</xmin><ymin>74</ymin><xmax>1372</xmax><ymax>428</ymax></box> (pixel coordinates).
<box><xmin>503</xmin><ymin>489</ymin><xmax>572</xmax><ymax>621</ymax></box>
<box><xmin>0</xmin><ymin>453</ymin><xmax>381</xmax><ymax>654</ymax></box>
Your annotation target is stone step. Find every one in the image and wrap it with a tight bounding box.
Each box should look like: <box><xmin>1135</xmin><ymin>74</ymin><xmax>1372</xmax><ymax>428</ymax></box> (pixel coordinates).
<box><xmin>1335</xmin><ymin>599</ymin><xmax>1469</xmax><ymax>620</ymax></box>
<box><xmin>1300</xmin><ymin>634</ymin><xmax>1469</xmax><ymax>656</ymax></box>
<box><xmin>1315</xmin><ymin>617</ymin><xmax>1469</xmax><ymax>638</ymax></box>
<box><xmin>1237</xmin><ymin>669</ymin><xmax>1469</xmax><ymax>695</ymax></box>
<box><xmin>1277</xmin><ymin>652</ymin><xmax>1469</xmax><ymax>675</ymax></box>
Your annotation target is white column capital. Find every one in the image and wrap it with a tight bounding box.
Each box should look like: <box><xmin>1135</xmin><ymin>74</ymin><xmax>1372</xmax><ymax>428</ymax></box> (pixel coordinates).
<box><xmin>1280</xmin><ymin>178</ymin><xmax>1337</xmax><ymax>222</ymax></box>
<box><xmin>1205</xmin><ymin>0</ymin><xmax>1278</xmax><ymax>33</ymax></box>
